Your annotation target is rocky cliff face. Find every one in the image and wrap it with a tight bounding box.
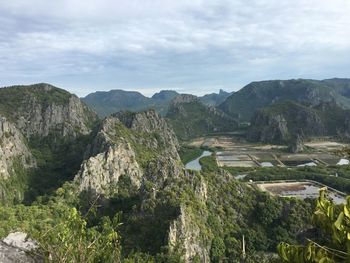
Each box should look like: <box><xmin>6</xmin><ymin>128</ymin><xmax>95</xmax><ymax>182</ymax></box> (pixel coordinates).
<box><xmin>0</xmin><ymin>83</ymin><xmax>99</xmax><ymax>204</ymax></box>
<box><xmin>0</xmin><ymin>232</ymin><xmax>44</xmax><ymax>263</ymax></box>
<box><xmin>0</xmin><ymin>116</ymin><xmax>35</xmax><ymax>179</ymax></box>
<box><xmin>76</xmin><ymin>141</ymin><xmax>143</xmax><ymax>194</ymax></box>
<box><xmin>73</xmin><ymin>110</ymin><xmax>215</xmax><ymax>262</ymax></box>
<box><xmin>0</xmin><ymin>84</ymin><xmax>98</xmax><ymax>139</ymax></box>
<box><xmin>168</xmin><ymin>172</ymin><xmax>210</xmax><ymax>262</ymax></box>
<box><xmin>75</xmin><ymin>110</ymin><xmax>182</xmax><ymax>195</ymax></box>
<box><xmin>248</xmin><ymin>113</ymin><xmax>289</xmax><ymax>143</ymax></box>
<box><xmin>168</xmin><ymin>205</ymin><xmax>210</xmax><ymax>263</ymax></box>
<box><xmin>248</xmin><ymin>101</ymin><xmax>326</xmax><ymax>144</ymax></box>
<box><xmin>219</xmin><ymin>78</ymin><xmax>350</xmax><ymax>121</ymax></box>
<box><xmin>0</xmin><ymin>232</ymin><xmax>42</xmax><ymax>263</ymax></box>
<box><xmin>16</xmin><ymin>95</ymin><xmax>95</xmax><ymax>138</ymax></box>
<box><xmin>114</xmin><ymin>109</ymin><xmax>180</xmax><ymax>157</ymax></box>
<box><xmin>171</xmin><ymin>94</ymin><xmax>198</xmax><ymax>106</ymax></box>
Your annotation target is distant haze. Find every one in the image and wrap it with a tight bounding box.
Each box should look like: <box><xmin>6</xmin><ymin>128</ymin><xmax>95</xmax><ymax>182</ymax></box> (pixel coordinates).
<box><xmin>1</xmin><ymin>1</ymin><xmax>350</xmax><ymax>96</ymax></box>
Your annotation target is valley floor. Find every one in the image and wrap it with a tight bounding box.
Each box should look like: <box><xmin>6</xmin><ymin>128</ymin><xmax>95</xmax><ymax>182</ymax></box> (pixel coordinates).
<box><xmin>187</xmin><ymin>135</ymin><xmax>349</xmax><ymax>168</ymax></box>
<box><xmin>184</xmin><ymin>135</ymin><xmax>350</xmax><ymax>203</ymax></box>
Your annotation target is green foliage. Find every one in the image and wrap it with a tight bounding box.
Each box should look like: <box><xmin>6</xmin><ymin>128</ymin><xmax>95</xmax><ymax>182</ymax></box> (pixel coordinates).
<box><xmin>24</xmin><ymin>133</ymin><xmax>92</xmax><ymax>203</ymax></box>
<box><xmin>0</xmin><ymin>84</ymin><xmax>72</xmax><ymax>121</ymax></box>
<box><xmin>109</xmin><ymin>121</ymin><xmax>162</xmax><ymax>169</ymax></box>
<box><xmin>0</xmin><ymin>158</ymin><xmax>30</xmax><ymax>205</ymax></box>
<box><xmin>199</xmin><ymin>155</ymin><xmax>219</xmax><ymax>173</ymax></box>
<box><xmin>278</xmin><ymin>189</ymin><xmax>350</xmax><ymax>262</ymax></box>
<box><xmin>166</xmin><ymin>99</ymin><xmax>237</xmax><ymax>140</ymax></box>
<box><xmin>255</xmin><ymin>193</ymin><xmax>283</xmax><ymax>226</ymax></box>
<box><xmin>210</xmin><ymin>237</ymin><xmax>226</xmax><ymax>262</ymax></box>
<box><xmin>199</xmin><ymin>169</ymin><xmax>314</xmax><ymax>262</ymax></box>
<box><xmin>0</xmin><ymin>183</ymin><xmax>121</xmax><ymax>262</ymax></box>
<box><xmin>178</xmin><ymin>145</ymin><xmax>203</xmax><ymax>164</ymax></box>
<box><xmin>219</xmin><ymin>78</ymin><xmax>350</xmax><ymax>121</ymax></box>
<box><xmin>244</xmin><ymin>166</ymin><xmax>350</xmax><ymax>194</ymax></box>
<box><xmin>38</xmin><ymin>208</ymin><xmax>120</xmax><ymax>263</ymax></box>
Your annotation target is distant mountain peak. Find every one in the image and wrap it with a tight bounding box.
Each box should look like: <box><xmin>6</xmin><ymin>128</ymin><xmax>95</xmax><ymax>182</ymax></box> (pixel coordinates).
<box><xmin>151</xmin><ymin>90</ymin><xmax>179</xmax><ymax>100</ymax></box>
<box><xmin>170</xmin><ymin>94</ymin><xmax>198</xmax><ymax>105</ymax></box>
<box><xmin>218</xmin><ymin>89</ymin><xmax>229</xmax><ymax>95</ymax></box>
<box><xmin>219</xmin><ymin>78</ymin><xmax>350</xmax><ymax>121</ymax></box>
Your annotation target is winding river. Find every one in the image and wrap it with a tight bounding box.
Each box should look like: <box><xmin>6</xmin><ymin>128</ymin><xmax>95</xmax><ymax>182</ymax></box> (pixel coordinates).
<box><xmin>185</xmin><ymin>150</ymin><xmax>212</xmax><ymax>171</ymax></box>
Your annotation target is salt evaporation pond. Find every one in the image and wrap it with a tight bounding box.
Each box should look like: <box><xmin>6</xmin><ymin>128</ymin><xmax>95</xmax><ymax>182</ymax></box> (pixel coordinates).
<box><xmin>185</xmin><ymin>151</ymin><xmax>212</xmax><ymax>171</ymax></box>
<box><xmin>260</xmin><ymin>162</ymin><xmax>274</xmax><ymax>167</ymax></box>
<box><xmin>337</xmin><ymin>159</ymin><xmax>350</xmax><ymax>165</ymax></box>
<box><xmin>258</xmin><ymin>182</ymin><xmax>345</xmax><ymax>204</ymax></box>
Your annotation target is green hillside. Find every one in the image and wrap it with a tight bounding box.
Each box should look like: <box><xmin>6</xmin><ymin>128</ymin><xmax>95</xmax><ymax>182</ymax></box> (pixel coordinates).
<box><xmin>248</xmin><ymin>100</ymin><xmax>350</xmax><ymax>144</ymax></box>
<box><xmin>219</xmin><ymin>78</ymin><xmax>350</xmax><ymax>121</ymax></box>
<box><xmin>166</xmin><ymin>95</ymin><xmax>238</xmax><ymax>140</ymax></box>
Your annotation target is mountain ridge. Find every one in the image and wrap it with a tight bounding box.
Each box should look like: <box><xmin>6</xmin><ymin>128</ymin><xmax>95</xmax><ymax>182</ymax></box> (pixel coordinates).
<box><xmin>82</xmin><ymin>88</ymin><xmax>232</xmax><ymax>117</ymax></box>
<box><xmin>219</xmin><ymin>78</ymin><xmax>350</xmax><ymax>121</ymax></box>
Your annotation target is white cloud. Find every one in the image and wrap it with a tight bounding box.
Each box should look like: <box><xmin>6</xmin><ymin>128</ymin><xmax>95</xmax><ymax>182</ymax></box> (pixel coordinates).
<box><xmin>0</xmin><ymin>0</ymin><xmax>350</xmax><ymax>96</ymax></box>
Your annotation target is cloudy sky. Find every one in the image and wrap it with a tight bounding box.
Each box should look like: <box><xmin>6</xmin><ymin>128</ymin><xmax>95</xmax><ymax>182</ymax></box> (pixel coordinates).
<box><xmin>1</xmin><ymin>0</ymin><xmax>350</xmax><ymax>97</ymax></box>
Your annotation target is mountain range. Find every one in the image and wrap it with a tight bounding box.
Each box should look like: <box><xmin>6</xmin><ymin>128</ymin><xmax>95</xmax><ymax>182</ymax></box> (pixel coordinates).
<box><xmin>219</xmin><ymin>78</ymin><xmax>350</xmax><ymax>121</ymax></box>
<box><xmin>82</xmin><ymin>88</ymin><xmax>232</xmax><ymax>117</ymax></box>
<box><xmin>0</xmin><ymin>83</ymin><xmax>310</xmax><ymax>262</ymax></box>
<box><xmin>1</xmin><ymin>80</ymin><xmax>350</xmax><ymax>262</ymax></box>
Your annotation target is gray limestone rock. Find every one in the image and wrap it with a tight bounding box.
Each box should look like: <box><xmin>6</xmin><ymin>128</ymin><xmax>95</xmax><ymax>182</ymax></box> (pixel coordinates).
<box><xmin>0</xmin><ymin>116</ymin><xmax>35</xmax><ymax>179</ymax></box>
<box><xmin>0</xmin><ymin>232</ymin><xmax>43</xmax><ymax>263</ymax></box>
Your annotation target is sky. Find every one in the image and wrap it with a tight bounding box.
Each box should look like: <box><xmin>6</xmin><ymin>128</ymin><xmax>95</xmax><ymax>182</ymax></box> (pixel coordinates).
<box><xmin>1</xmin><ymin>0</ymin><xmax>350</xmax><ymax>97</ymax></box>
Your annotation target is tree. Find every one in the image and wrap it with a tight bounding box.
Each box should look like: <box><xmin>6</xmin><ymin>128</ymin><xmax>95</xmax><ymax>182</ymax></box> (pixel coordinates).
<box><xmin>37</xmin><ymin>207</ymin><xmax>121</xmax><ymax>263</ymax></box>
<box><xmin>210</xmin><ymin>237</ymin><xmax>226</xmax><ymax>263</ymax></box>
<box><xmin>278</xmin><ymin>188</ymin><xmax>350</xmax><ymax>262</ymax></box>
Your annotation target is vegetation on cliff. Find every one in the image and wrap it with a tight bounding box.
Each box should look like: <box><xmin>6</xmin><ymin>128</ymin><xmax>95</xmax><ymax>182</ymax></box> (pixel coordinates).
<box><xmin>166</xmin><ymin>95</ymin><xmax>237</xmax><ymax>140</ymax></box>
<box><xmin>219</xmin><ymin>78</ymin><xmax>350</xmax><ymax>121</ymax></box>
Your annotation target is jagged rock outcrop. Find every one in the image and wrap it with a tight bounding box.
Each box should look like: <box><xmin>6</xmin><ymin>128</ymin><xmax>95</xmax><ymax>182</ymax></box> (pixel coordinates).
<box><xmin>289</xmin><ymin>133</ymin><xmax>305</xmax><ymax>153</ymax></box>
<box><xmin>0</xmin><ymin>83</ymin><xmax>98</xmax><ymax>139</ymax></box>
<box><xmin>16</xmin><ymin>96</ymin><xmax>95</xmax><ymax>138</ymax></box>
<box><xmin>171</xmin><ymin>94</ymin><xmax>198</xmax><ymax>106</ymax></box>
<box><xmin>114</xmin><ymin>109</ymin><xmax>180</xmax><ymax>158</ymax></box>
<box><xmin>75</xmin><ymin>110</ymin><xmax>182</xmax><ymax>195</ymax></box>
<box><xmin>0</xmin><ymin>116</ymin><xmax>35</xmax><ymax>179</ymax></box>
<box><xmin>76</xmin><ymin>142</ymin><xmax>143</xmax><ymax>194</ymax></box>
<box><xmin>0</xmin><ymin>232</ymin><xmax>42</xmax><ymax>263</ymax></box>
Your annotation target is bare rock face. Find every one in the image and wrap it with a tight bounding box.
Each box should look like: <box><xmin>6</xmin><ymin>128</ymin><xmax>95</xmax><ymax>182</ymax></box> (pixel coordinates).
<box><xmin>145</xmin><ymin>156</ymin><xmax>182</xmax><ymax>183</ymax></box>
<box><xmin>0</xmin><ymin>232</ymin><xmax>43</xmax><ymax>263</ymax></box>
<box><xmin>0</xmin><ymin>116</ymin><xmax>35</xmax><ymax>179</ymax></box>
<box><xmin>75</xmin><ymin>110</ymin><xmax>182</xmax><ymax>195</ymax></box>
<box><xmin>337</xmin><ymin>114</ymin><xmax>350</xmax><ymax>141</ymax></box>
<box><xmin>168</xmin><ymin>206</ymin><xmax>210</xmax><ymax>263</ymax></box>
<box><xmin>290</xmin><ymin>134</ymin><xmax>304</xmax><ymax>153</ymax></box>
<box><xmin>248</xmin><ymin>102</ymin><xmax>326</xmax><ymax>144</ymax></box>
<box><xmin>1</xmin><ymin>84</ymin><xmax>98</xmax><ymax>139</ymax></box>
<box><xmin>170</xmin><ymin>94</ymin><xmax>198</xmax><ymax>105</ymax></box>
<box><xmin>75</xmin><ymin>142</ymin><xmax>143</xmax><ymax>194</ymax></box>
<box><xmin>16</xmin><ymin>94</ymin><xmax>97</xmax><ymax>139</ymax></box>
<box><xmin>114</xmin><ymin>109</ymin><xmax>180</xmax><ymax>157</ymax></box>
